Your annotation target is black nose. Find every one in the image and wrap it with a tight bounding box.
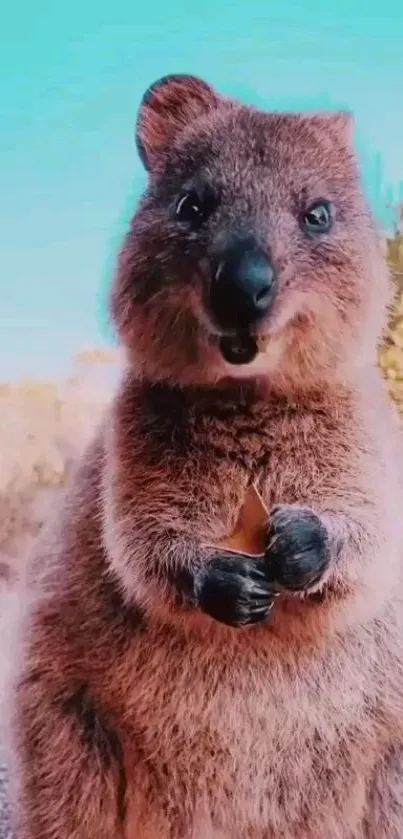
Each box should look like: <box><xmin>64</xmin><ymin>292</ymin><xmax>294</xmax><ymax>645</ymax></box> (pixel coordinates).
<box><xmin>209</xmin><ymin>243</ymin><xmax>276</xmax><ymax>330</ymax></box>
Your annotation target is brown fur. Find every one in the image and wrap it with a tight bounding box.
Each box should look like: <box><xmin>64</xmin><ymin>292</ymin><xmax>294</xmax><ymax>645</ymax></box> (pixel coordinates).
<box><xmin>9</xmin><ymin>75</ymin><xmax>403</xmax><ymax>838</ymax></box>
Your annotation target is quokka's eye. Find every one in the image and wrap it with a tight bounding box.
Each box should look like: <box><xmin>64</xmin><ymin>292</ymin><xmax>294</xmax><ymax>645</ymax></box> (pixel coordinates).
<box><xmin>175</xmin><ymin>188</ymin><xmax>216</xmax><ymax>226</ymax></box>
<box><xmin>302</xmin><ymin>200</ymin><xmax>333</xmax><ymax>235</ymax></box>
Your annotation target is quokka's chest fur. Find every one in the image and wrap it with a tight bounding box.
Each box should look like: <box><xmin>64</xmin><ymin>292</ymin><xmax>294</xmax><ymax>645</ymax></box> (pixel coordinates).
<box><xmin>118</xmin><ymin>379</ymin><xmax>356</xmax><ymax>536</ymax></box>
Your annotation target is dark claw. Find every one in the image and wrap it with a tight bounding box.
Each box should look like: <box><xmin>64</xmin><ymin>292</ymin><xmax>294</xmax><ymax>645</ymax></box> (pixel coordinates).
<box><xmin>265</xmin><ymin>505</ymin><xmax>330</xmax><ymax>593</ymax></box>
<box><xmin>193</xmin><ymin>552</ymin><xmax>277</xmax><ymax>628</ymax></box>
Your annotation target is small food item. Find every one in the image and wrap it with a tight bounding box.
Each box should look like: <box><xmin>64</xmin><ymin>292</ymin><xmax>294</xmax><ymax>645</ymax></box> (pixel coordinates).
<box><xmin>207</xmin><ymin>483</ymin><xmax>269</xmax><ymax>557</ymax></box>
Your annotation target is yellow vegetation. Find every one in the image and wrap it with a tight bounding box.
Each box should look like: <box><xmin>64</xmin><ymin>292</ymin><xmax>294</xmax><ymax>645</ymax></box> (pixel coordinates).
<box><xmin>379</xmin><ymin>234</ymin><xmax>403</xmax><ymax>418</ymax></box>
<box><xmin>0</xmin><ymin>353</ymin><xmax>117</xmax><ymax>583</ymax></box>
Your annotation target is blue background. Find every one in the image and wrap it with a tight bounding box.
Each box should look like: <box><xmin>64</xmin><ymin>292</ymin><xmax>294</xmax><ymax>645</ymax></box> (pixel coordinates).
<box><xmin>1</xmin><ymin>1</ymin><xmax>402</xmax><ymax>379</ymax></box>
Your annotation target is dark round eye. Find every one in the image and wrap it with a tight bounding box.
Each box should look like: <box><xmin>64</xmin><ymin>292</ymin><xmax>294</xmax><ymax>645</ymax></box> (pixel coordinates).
<box><xmin>175</xmin><ymin>189</ymin><xmax>210</xmax><ymax>225</ymax></box>
<box><xmin>303</xmin><ymin>201</ymin><xmax>333</xmax><ymax>234</ymax></box>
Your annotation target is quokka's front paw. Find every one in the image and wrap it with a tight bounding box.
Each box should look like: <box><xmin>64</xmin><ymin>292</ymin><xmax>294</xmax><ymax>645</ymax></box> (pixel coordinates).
<box><xmin>264</xmin><ymin>505</ymin><xmax>330</xmax><ymax>593</ymax></box>
<box><xmin>194</xmin><ymin>551</ymin><xmax>277</xmax><ymax>628</ymax></box>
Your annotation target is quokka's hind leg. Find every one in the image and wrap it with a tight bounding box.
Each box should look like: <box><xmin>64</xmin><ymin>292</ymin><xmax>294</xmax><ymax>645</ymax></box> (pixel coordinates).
<box><xmin>12</xmin><ymin>675</ymin><xmax>126</xmax><ymax>839</ymax></box>
<box><xmin>14</xmin><ymin>673</ymin><xmax>195</xmax><ymax>839</ymax></box>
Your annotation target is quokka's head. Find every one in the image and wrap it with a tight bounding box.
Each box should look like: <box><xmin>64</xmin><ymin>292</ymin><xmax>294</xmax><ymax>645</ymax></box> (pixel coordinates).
<box><xmin>111</xmin><ymin>74</ymin><xmax>390</xmax><ymax>390</ymax></box>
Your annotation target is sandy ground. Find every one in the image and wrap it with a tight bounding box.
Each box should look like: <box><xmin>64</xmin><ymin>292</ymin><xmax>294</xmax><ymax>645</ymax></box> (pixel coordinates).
<box><xmin>0</xmin><ymin>754</ymin><xmax>12</xmax><ymax>839</ymax></box>
<box><xmin>0</xmin><ymin>585</ymin><xmax>22</xmax><ymax>839</ymax></box>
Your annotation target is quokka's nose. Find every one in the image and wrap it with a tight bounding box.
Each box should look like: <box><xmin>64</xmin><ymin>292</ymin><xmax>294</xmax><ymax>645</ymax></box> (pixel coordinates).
<box><xmin>209</xmin><ymin>242</ymin><xmax>276</xmax><ymax>330</ymax></box>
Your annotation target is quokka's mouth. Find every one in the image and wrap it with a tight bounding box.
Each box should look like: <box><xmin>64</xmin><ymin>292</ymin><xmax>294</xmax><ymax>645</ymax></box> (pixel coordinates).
<box><xmin>219</xmin><ymin>333</ymin><xmax>259</xmax><ymax>365</ymax></box>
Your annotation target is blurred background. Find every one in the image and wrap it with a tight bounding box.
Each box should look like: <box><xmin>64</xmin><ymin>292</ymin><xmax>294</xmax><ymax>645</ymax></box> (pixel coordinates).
<box><xmin>1</xmin><ymin>1</ymin><xmax>403</xmax><ymax>585</ymax></box>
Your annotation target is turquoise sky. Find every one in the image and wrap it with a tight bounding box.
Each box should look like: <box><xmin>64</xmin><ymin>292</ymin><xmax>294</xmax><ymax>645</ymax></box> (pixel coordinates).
<box><xmin>1</xmin><ymin>1</ymin><xmax>403</xmax><ymax>380</ymax></box>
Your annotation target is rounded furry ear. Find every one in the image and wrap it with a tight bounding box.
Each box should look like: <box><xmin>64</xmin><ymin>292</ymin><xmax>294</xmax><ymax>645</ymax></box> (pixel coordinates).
<box><xmin>135</xmin><ymin>74</ymin><xmax>218</xmax><ymax>171</ymax></box>
<box><xmin>317</xmin><ymin>111</ymin><xmax>355</xmax><ymax>145</ymax></box>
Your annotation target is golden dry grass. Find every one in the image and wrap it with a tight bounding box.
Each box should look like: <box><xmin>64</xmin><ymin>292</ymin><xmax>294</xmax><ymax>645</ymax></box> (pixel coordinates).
<box><xmin>0</xmin><ymin>350</ymin><xmax>120</xmax><ymax>585</ymax></box>
<box><xmin>0</xmin><ymin>235</ymin><xmax>402</xmax><ymax>586</ymax></box>
<box><xmin>378</xmin><ymin>234</ymin><xmax>403</xmax><ymax>418</ymax></box>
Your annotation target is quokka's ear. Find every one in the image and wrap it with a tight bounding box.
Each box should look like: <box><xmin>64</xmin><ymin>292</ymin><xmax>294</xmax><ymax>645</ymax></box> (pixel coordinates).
<box><xmin>313</xmin><ymin>110</ymin><xmax>355</xmax><ymax>146</ymax></box>
<box><xmin>135</xmin><ymin>73</ymin><xmax>218</xmax><ymax>171</ymax></box>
